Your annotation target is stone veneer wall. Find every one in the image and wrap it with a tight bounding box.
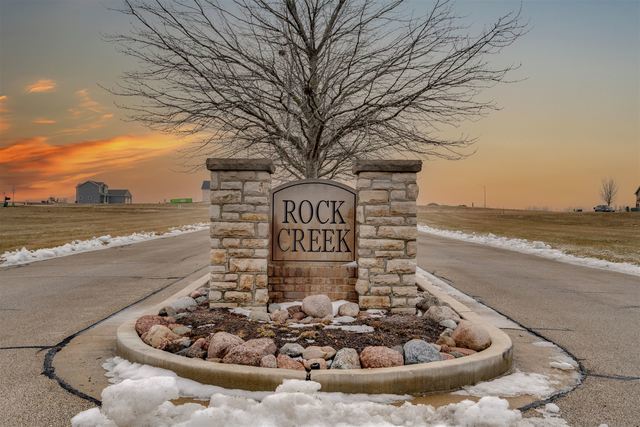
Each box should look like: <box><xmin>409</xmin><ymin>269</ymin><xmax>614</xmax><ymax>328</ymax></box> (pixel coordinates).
<box><xmin>353</xmin><ymin>160</ymin><xmax>422</xmax><ymax>313</ymax></box>
<box><xmin>207</xmin><ymin>158</ymin><xmax>274</xmax><ymax>311</ymax></box>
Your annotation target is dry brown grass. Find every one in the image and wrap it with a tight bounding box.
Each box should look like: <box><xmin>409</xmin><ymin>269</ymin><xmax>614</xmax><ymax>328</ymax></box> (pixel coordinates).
<box><xmin>0</xmin><ymin>203</ymin><xmax>209</xmax><ymax>253</ymax></box>
<box><xmin>418</xmin><ymin>205</ymin><xmax>640</xmax><ymax>265</ymax></box>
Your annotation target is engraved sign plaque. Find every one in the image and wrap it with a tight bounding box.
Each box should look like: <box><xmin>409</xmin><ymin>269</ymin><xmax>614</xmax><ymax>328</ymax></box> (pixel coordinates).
<box><xmin>271</xmin><ymin>180</ymin><xmax>356</xmax><ymax>262</ymax></box>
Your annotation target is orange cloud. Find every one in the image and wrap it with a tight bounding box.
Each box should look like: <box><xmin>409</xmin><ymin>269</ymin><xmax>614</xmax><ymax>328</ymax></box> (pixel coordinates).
<box><xmin>33</xmin><ymin>118</ymin><xmax>56</xmax><ymax>125</ymax></box>
<box><xmin>62</xmin><ymin>89</ymin><xmax>113</xmax><ymax>134</ymax></box>
<box><xmin>25</xmin><ymin>79</ymin><xmax>57</xmax><ymax>93</ymax></box>
<box><xmin>0</xmin><ymin>134</ymin><xmax>184</xmax><ymax>199</ymax></box>
<box><xmin>0</xmin><ymin>95</ymin><xmax>8</xmax><ymax>132</ymax></box>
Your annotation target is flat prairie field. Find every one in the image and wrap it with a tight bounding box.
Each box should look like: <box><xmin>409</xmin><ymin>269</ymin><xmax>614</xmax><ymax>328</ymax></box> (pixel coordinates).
<box><xmin>418</xmin><ymin>205</ymin><xmax>640</xmax><ymax>265</ymax></box>
<box><xmin>0</xmin><ymin>203</ymin><xmax>209</xmax><ymax>253</ymax></box>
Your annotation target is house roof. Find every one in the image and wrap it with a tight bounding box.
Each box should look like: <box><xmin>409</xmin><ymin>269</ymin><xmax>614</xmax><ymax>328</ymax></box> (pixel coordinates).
<box><xmin>107</xmin><ymin>189</ymin><xmax>131</xmax><ymax>197</ymax></box>
<box><xmin>76</xmin><ymin>180</ymin><xmax>106</xmax><ymax>188</ymax></box>
<box><xmin>201</xmin><ymin>180</ymin><xmax>211</xmax><ymax>190</ymax></box>
<box><xmin>635</xmin><ymin>186</ymin><xmax>640</xmax><ymax>196</ymax></box>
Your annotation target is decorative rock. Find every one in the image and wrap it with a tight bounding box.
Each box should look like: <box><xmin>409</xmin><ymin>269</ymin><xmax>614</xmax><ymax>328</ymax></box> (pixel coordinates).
<box><xmin>183</xmin><ymin>338</ymin><xmax>207</xmax><ymax>359</ymax></box>
<box><xmin>195</xmin><ymin>296</ymin><xmax>208</xmax><ymax>305</ymax></box>
<box><xmin>207</xmin><ymin>332</ymin><xmax>244</xmax><ymax>359</ymax></box>
<box><xmin>391</xmin><ymin>345</ymin><xmax>404</xmax><ymax>356</ymax></box>
<box><xmin>189</xmin><ymin>288</ymin><xmax>208</xmax><ymax>299</ymax></box>
<box><xmin>169</xmin><ymin>325</ymin><xmax>191</xmax><ymax>335</ymax></box>
<box><xmin>268</xmin><ymin>303</ymin><xmax>282</xmax><ymax>313</ymax></box>
<box><xmin>440</xmin><ymin>352</ymin><xmax>455</xmax><ymax>360</ymax></box>
<box><xmin>338</xmin><ymin>302</ymin><xmax>360</xmax><ymax>317</ymax></box>
<box><xmin>291</xmin><ymin>311</ymin><xmax>307</xmax><ymax>321</ymax></box>
<box><xmin>165</xmin><ymin>337</ymin><xmax>191</xmax><ymax>353</ymax></box>
<box><xmin>135</xmin><ymin>315</ymin><xmax>169</xmax><ymax>336</ymax></box>
<box><xmin>302</xmin><ymin>346</ymin><xmax>336</xmax><ymax>360</ymax></box>
<box><xmin>331</xmin><ymin>348</ymin><xmax>361</xmax><ymax>369</ymax></box>
<box><xmin>436</xmin><ymin>335</ymin><xmax>456</xmax><ymax>347</ymax></box>
<box><xmin>279</xmin><ymin>343</ymin><xmax>305</xmax><ymax>357</ymax></box>
<box><xmin>299</xmin><ymin>316</ymin><xmax>315</xmax><ymax>324</ymax></box>
<box><xmin>451</xmin><ymin>320</ymin><xmax>491</xmax><ymax>351</ymax></box>
<box><xmin>249</xmin><ymin>310</ymin><xmax>271</xmax><ymax>322</ymax></box>
<box><xmin>222</xmin><ymin>338</ymin><xmax>277</xmax><ymax>366</ymax></box>
<box><xmin>416</xmin><ymin>294</ymin><xmax>446</xmax><ymax>312</ymax></box>
<box><xmin>141</xmin><ymin>325</ymin><xmax>180</xmax><ymax>350</ymax></box>
<box><xmin>439</xmin><ymin>319</ymin><xmax>458</xmax><ymax>329</ymax></box>
<box><xmin>359</xmin><ymin>346</ymin><xmax>404</xmax><ymax>368</ymax></box>
<box><xmin>440</xmin><ymin>328</ymin><xmax>454</xmax><ymax>337</ymax></box>
<box><xmin>303</xmin><ymin>358</ymin><xmax>328</xmax><ymax>370</ymax></box>
<box><xmin>424</xmin><ymin>306</ymin><xmax>461</xmax><ymax>323</ymax></box>
<box><xmin>287</xmin><ymin>305</ymin><xmax>303</xmax><ymax>315</ymax></box>
<box><xmin>174</xmin><ymin>313</ymin><xmax>189</xmax><ymax>321</ymax></box>
<box><xmin>403</xmin><ymin>339</ymin><xmax>442</xmax><ymax>364</ymax></box>
<box><xmin>270</xmin><ymin>309</ymin><xmax>290</xmax><ymax>323</ymax></box>
<box><xmin>449</xmin><ymin>347</ymin><xmax>477</xmax><ymax>356</ymax></box>
<box><xmin>168</xmin><ymin>296</ymin><xmax>198</xmax><ymax>313</ymax></box>
<box><xmin>301</xmin><ymin>294</ymin><xmax>333</xmax><ymax>318</ymax></box>
<box><xmin>260</xmin><ymin>354</ymin><xmax>278</xmax><ymax>368</ymax></box>
<box><xmin>276</xmin><ymin>354</ymin><xmax>305</xmax><ymax>371</ymax></box>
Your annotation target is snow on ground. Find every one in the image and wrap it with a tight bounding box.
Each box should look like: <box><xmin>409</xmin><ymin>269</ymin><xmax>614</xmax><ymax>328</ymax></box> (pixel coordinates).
<box><xmin>0</xmin><ymin>223</ymin><xmax>208</xmax><ymax>267</ymax></box>
<box><xmin>453</xmin><ymin>371</ymin><xmax>558</xmax><ymax>399</ymax></box>
<box><xmin>72</xmin><ymin>357</ymin><xmax>569</xmax><ymax>427</ymax></box>
<box><xmin>418</xmin><ymin>225</ymin><xmax>640</xmax><ymax>277</ymax></box>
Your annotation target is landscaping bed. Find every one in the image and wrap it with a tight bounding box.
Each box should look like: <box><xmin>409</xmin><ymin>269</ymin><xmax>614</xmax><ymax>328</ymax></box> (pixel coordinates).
<box><xmin>135</xmin><ymin>291</ymin><xmax>493</xmax><ymax>371</ymax></box>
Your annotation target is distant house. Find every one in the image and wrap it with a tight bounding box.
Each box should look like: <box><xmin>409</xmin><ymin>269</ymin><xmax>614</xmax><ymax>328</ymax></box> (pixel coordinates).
<box><xmin>76</xmin><ymin>181</ymin><xmax>109</xmax><ymax>204</ymax></box>
<box><xmin>635</xmin><ymin>186</ymin><xmax>640</xmax><ymax>208</ymax></box>
<box><xmin>107</xmin><ymin>189</ymin><xmax>133</xmax><ymax>204</ymax></box>
<box><xmin>201</xmin><ymin>180</ymin><xmax>210</xmax><ymax>202</ymax></box>
<box><xmin>75</xmin><ymin>181</ymin><xmax>132</xmax><ymax>204</ymax></box>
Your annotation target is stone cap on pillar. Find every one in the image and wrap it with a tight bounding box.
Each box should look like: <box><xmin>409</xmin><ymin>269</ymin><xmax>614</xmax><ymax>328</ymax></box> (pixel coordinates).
<box><xmin>206</xmin><ymin>158</ymin><xmax>275</xmax><ymax>173</ymax></box>
<box><xmin>352</xmin><ymin>159</ymin><xmax>422</xmax><ymax>174</ymax></box>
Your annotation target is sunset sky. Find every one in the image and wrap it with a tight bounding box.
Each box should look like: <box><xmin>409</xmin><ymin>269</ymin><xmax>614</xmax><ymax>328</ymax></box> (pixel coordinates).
<box><xmin>0</xmin><ymin>0</ymin><xmax>638</xmax><ymax>209</ymax></box>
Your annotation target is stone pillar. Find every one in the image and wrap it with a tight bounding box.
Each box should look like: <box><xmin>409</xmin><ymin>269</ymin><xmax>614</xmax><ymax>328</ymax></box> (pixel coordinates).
<box><xmin>207</xmin><ymin>158</ymin><xmax>274</xmax><ymax>311</ymax></box>
<box><xmin>353</xmin><ymin>160</ymin><xmax>422</xmax><ymax>313</ymax></box>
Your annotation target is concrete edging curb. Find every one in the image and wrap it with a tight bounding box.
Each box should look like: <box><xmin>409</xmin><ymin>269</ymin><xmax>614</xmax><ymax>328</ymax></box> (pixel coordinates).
<box><xmin>116</xmin><ymin>274</ymin><xmax>512</xmax><ymax>394</ymax></box>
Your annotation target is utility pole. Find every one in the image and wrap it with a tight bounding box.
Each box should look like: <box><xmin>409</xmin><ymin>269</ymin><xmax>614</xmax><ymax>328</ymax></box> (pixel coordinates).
<box><xmin>483</xmin><ymin>185</ymin><xmax>487</xmax><ymax>208</ymax></box>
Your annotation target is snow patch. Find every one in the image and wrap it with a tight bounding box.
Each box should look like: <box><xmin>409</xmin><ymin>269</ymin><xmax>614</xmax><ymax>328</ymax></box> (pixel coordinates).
<box><xmin>73</xmin><ymin>357</ymin><xmax>569</xmax><ymax>427</ymax></box>
<box><xmin>418</xmin><ymin>225</ymin><xmax>640</xmax><ymax>277</ymax></box>
<box><xmin>454</xmin><ymin>371</ymin><xmax>558</xmax><ymax>399</ymax></box>
<box><xmin>324</xmin><ymin>324</ymin><xmax>375</xmax><ymax>333</ymax></box>
<box><xmin>1</xmin><ymin>223</ymin><xmax>207</xmax><ymax>267</ymax></box>
<box><xmin>532</xmin><ymin>341</ymin><xmax>558</xmax><ymax>348</ymax></box>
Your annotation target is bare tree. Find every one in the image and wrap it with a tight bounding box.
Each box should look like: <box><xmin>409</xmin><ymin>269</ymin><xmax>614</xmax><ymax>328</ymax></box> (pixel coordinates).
<box><xmin>111</xmin><ymin>0</ymin><xmax>525</xmax><ymax>179</ymax></box>
<box><xmin>600</xmin><ymin>178</ymin><xmax>618</xmax><ymax>207</ymax></box>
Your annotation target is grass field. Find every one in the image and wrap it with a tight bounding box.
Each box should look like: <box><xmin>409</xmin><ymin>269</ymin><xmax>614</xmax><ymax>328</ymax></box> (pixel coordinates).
<box><xmin>0</xmin><ymin>203</ymin><xmax>209</xmax><ymax>253</ymax></box>
<box><xmin>418</xmin><ymin>205</ymin><xmax>640</xmax><ymax>265</ymax></box>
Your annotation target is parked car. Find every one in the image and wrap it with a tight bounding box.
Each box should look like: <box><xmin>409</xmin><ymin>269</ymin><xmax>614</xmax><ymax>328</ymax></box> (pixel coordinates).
<box><xmin>593</xmin><ymin>205</ymin><xmax>615</xmax><ymax>212</ymax></box>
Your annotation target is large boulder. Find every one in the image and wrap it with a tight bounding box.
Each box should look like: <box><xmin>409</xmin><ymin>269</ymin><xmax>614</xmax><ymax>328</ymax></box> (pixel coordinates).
<box><xmin>302</xmin><ymin>294</ymin><xmax>333</xmax><ymax>318</ymax></box>
<box><xmin>403</xmin><ymin>339</ymin><xmax>442</xmax><ymax>364</ymax></box>
<box><xmin>276</xmin><ymin>354</ymin><xmax>305</xmax><ymax>371</ymax></box>
<box><xmin>338</xmin><ymin>302</ymin><xmax>360</xmax><ymax>317</ymax></box>
<box><xmin>331</xmin><ymin>348</ymin><xmax>361</xmax><ymax>369</ymax></box>
<box><xmin>222</xmin><ymin>338</ymin><xmax>277</xmax><ymax>366</ymax></box>
<box><xmin>135</xmin><ymin>315</ymin><xmax>169</xmax><ymax>336</ymax></box>
<box><xmin>424</xmin><ymin>305</ymin><xmax>461</xmax><ymax>323</ymax></box>
<box><xmin>302</xmin><ymin>346</ymin><xmax>336</xmax><ymax>360</ymax></box>
<box><xmin>451</xmin><ymin>320</ymin><xmax>491</xmax><ymax>351</ymax></box>
<box><xmin>141</xmin><ymin>325</ymin><xmax>180</xmax><ymax>350</ymax></box>
<box><xmin>182</xmin><ymin>338</ymin><xmax>207</xmax><ymax>359</ymax></box>
<box><xmin>279</xmin><ymin>343</ymin><xmax>305</xmax><ymax>358</ymax></box>
<box><xmin>207</xmin><ymin>332</ymin><xmax>244</xmax><ymax>359</ymax></box>
<box><xmin>166</xmin><ymin>296</ymin><xmax>197</xmax><ymax>314</ymax></box>
<box><xmin>359</xmin><ymin>346</ymin><xmax>403</xmax><ymax>368</ymax></box>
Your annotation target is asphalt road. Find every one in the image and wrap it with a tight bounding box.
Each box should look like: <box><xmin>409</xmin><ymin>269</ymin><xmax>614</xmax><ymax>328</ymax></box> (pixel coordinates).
<box><xmin>418</xmin><ymin>232</ymin><xmax>640</xmax><ymax>427</ymax></box>
<box><xmin>0</xmin><ymin>231</ymin><xmax>210</xmax><ymax>426</ymax></box>
<box><xmin>1</xmin><ymin>230</ymin><xmax>638</xmax><ymax>426</ymax></box>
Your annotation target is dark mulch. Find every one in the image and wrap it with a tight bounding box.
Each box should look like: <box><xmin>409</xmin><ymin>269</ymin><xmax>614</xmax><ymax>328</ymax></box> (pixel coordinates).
<box><xmin>175</xmin><ymin>307</ymin><xmax>444</xmax><ymax>353</ymax></box>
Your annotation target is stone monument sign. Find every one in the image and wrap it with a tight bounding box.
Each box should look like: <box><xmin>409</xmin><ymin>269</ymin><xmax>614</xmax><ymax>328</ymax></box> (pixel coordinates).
<box><xmin>271</xmin><ymin>180</ymin><xmax>356</xmax><ymax>263</ymax></box>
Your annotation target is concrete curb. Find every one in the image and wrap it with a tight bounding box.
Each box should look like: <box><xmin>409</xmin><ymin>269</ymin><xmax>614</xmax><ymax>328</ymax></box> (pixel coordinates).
<box><xmin>116</xmin><ymin>274</ymin><xmax>512</xmax><ymax>394</ymax></box>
